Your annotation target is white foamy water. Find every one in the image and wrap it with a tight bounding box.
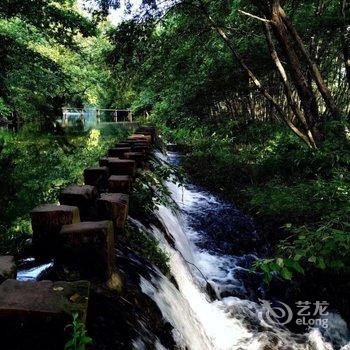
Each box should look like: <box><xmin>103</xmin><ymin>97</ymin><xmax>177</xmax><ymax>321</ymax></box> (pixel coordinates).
<box><xmin>139</xmin><ymin>151</ymin><xmax>350</xmax><ymax>350</ymax></box>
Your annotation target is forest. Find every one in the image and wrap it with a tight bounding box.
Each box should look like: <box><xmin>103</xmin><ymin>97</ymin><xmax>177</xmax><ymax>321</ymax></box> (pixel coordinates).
<box><xmin>0</xmin><ymin>0</ymin><xmax>349</xmax><ymax>349</ymax></box>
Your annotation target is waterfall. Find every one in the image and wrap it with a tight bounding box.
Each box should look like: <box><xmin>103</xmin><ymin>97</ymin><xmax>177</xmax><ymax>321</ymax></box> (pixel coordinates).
<box><xmin>138</xmin><ymin>151</ymin><xmax>350</xmax><ymax>350</ymax></box>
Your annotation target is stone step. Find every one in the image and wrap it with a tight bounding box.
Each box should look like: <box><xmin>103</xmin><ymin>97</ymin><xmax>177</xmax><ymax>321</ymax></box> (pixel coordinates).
<box><xmin>135</xmin><ymin>129</ymin><xmax>156</xmax><ymax>143</ymax></box>
<box><xmin>58</xmin><ymin>221</ymin><xmax>115</xmax><ymax>281</ymax></box>
<box><xmin>108</xmin><ymin>147</ymin><xmax>132</xmax><ymax>158</ymax></box>
<box><xmin>31</xmin><ymin>204</ymin><xmax>80</xmax><ymax>255</ymax></box>
<box><xmin>0</xmin><ymin>279</ymin><xmax>89</xmax><ymax>350</ymax></box>
<box><xmin>84</xmin><ymin>166</ymin><xmax>110</xmax><ymax>190</ymax></box>
<box><xmin>108</xmin><ymin>175</ymin><xmax>132</xmax><ymax>194</ymax></box>
<box><xmin>0</xmin><ymin>256</ymin><xmax>16</xmax><ymax>283</ymax></box>
<box><xmin>127</xmin><ymin>134</ymin><xmax>152</xmax><ymax>144</ymax></box>
<box><xmin>115</xmin><ymin>142</ymin><xmax>130</xmax><ymax>148</ymax></box>
<box><xmin>121</xmin><ymin>151</ymin><xmax>145</xmax><ymax>168</ymax></box>
<box><xmin>59</xmin><ymin>185</ymin><xmax>98</xmax><ymax>221</ymax></box>
<box><xmin>100</xmin><ymin>158</ymin><xmax>136</xmax><ymax>177</ymax></box>
<box><xmin>97</xmin><ymin>193</ymin><xmax>129</xmax><ymax>234</ymax></box>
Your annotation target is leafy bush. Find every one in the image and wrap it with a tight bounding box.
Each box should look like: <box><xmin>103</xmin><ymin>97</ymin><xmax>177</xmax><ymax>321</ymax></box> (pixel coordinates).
<box><xmin>150</xmin><ymin>117</ymin><xmax>350</xmax><ymax>281</ymax></box>
<box><xmin>65</xmin><ymin>313</ymin><xmax>92</xmax><ymax>350</ymax></box>
<box><xmin>126</xmin><ymin>223</ymin><xmax>170</xmax><ymax>275</ymax></box>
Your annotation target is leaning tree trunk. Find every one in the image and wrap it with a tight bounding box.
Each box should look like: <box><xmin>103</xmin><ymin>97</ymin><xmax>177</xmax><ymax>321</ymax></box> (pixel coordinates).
<box><xmin>263</xmin><ymin>21</ymin><xmax>317</xmax><ymax>148</ymax></box>
<box><xmin>270</xmin><ymin>0</ymin><xmax>320</xmax><ymax>136</ymax></box>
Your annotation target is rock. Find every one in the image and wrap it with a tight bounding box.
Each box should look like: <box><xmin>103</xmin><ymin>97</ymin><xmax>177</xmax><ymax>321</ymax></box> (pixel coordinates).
<box><xmin>0</xmin><ymin>256</ymin><xmax>16</xmax><ymax>283</ymax></box>
<box><xmin>0</xmin><ymin>279</ymin><xmax>89</xmax><ymax>350</ymax></box>
<box><xmin>108</xmin><ymin>147</ymin><xmax>132</xmax><ymax>158</ymax></box>
<box><xmin>84</xmin><ymin>166</ymin><xmax>109</xmax><ymax>190</ymax></box>
<box><xmin>108</xmin><ymin>175</ymin><xmax>132</xmax><ymax>194</ymax></box>
<box><xmin>121</xmin><ymin>151</ymin><xmax>145</xmax><ymax>168</ymax></box>
<box><xmin>59</xmin><ymin>221</ymin><xmax>115</xmax><ymax>280</ymax></box>
<box><xmin>30</xmin><ymin>204</ymin><xmax>80</xmax><ymax>256</ymax></box>
<box><xmin>104</xmin><ymin>159</ymin><xmax>136</xmax><ymax>177</ymax></box>
<box><xmin>97</xmin><ymin>193</ymin><xmax>129</xmax><ymax>234</ymax></box>
<box><xmin>59</xmin><ymin>185</ymin><xmax>98</xmax><ymax>220</ymax></box>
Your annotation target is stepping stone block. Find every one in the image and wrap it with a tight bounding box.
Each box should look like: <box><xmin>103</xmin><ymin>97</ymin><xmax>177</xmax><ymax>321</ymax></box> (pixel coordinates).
<box><xmin>115</xmin><ymin>142</ymin><xmax>130</xmax><ymax>148</ymax></box>
<box><xmin>59</xmin><ymin>185</ymin><xmax>98</xmax><ymax>220</ymax></box>
<box><xmin>84</xmin><ymin>166</ymin><xmax>109</xmax><ymax>190</ymax></box>
<box><xmin>136</xmin><ymin>125</ymin><xmax>157</xmax><ymax>141</ymax></box>
<box><xmin>108</xmin><ymin>175</ymin><xmax>132</xmax><ymax>194</ymax></box>
<box><xmin>135</xmin><ymin>127</ymin><xmax>157</xmax><ymax>143</ymax></box>
<box><xmin>122</xmin><ymin>151</ymin><xmax>145</xmax><ymax>168</ymax></box>
<box><xmin>59</xmin><ymin>221</ymin><xmax>115</xmax><ymax>280</ymax></box>
<box><xmin>0</xmin><ymin>279</ymin><xmax>89</xmax><ymax>350</ymax></box>
<box><xmin>97</xmin><ymin>193</ymin><xmax>129</xmax><ymax>233</ymax></box>
<box><xmin>99</xmin><ymin>156</ymin><xmax>119</xmax><ymax>167</ymax></box>
<box><xmin>103</xmin><ymin>158</ymin><xmax>136</xmax><ymax>177</ymax></box>
<box><xmin>108</xmin><ymin>147</ymin><xmax>132</xmax><ymax>158</ymax></box>
<box><xmin>132</xmin><ymin>145</ymin><xmax>149</xmax><ymax>154</ymax></box>
<box><xmin>31</xmin><ymin>204</ymin><xmax>80</xmax><ymax>255</ymax></box>
<box><xmin>130</xmin><ymin>133</ymin><xmax>152</xmax><ymax>142</ymax></box>
<box><xmin>0</xmin><ymin>256</ymin><xmax>16</xmax><ymax>283</ymax></box>
<box><xmin>128</xmin><ymin>134</ymin><xmax>152</xmax><ymax>144</ymax></box>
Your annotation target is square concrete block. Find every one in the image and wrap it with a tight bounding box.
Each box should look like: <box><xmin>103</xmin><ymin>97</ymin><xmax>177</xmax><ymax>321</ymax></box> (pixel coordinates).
<box><xmin>115</xmin><ymin>142</ymin><xmax>130</xmax><ymax>148</ymax></box>
<box><xmin>59</xmin><ymin>185</ymin><xmax>98</xmax><ymax>220</ymax></box>
<box><xmin>128</xmin><ymin>134</ymin><xmax>152</xmax><ymax>144</ymax></box>
<box><xmin>108</xmin><ymin>175</ymin><xmax>132</xmax><ymax>194</ymax></box>
<box><xmin>97</xmin><ymin>193</ymin><xmax>129</xmax><ymax>233</ymax></box>
<box><xmin>136</xmin><ymin>126</ymin><xmax>156</xmax><ymax>141</ymax></box>
<box><xmin>0</xmin><ymin>256</ymin><xmax>16</xmax><ymax>283</ymax></box>
<box><xmin>121</xmin><ymin>151</ymin><xmax>145</xmax><ymax>168</ymax></box>
<box><xmin>0</xmin><ymin>279</ymin><xmax>89</xmax><ymax>350</ymax></box>
<box><xmin>105</xmin><ymin>159</ymin><xmax>136</xmax><ymax>177</ymax></box>
<box><xmin>31</xmin><ymin>204</ymin><xmax>80</xmax><ymax>255</ymax></box>
<box><xmin>108</xmin><ymin>147</ymin><xmax>132</xmax><ymax>158</ymax></box>
<box><xmin>84</xmin><ymin>166</ymin><xmax>109</xmax><ymax>190</ymax></box>
<box><xmin>59</xmin><ymin>221</ymin><xmax>115</xmax><ymax>280</ymax></box>
<box><xmin>99</xmin><ymin>156</ymin><xmax>119</xmax><ymax>167</ymax></box>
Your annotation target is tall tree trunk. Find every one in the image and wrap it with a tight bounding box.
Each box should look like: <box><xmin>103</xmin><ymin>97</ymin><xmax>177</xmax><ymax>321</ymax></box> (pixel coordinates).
<box><xmin>270</xmin><ymin>0</ymin><xmax>320</xmax><ymax>131</ymax></box>
<box><xmin>264</xmin><ymin>22</ymin><xmax>317</xmax><ymax>147</ymax></box>
<box><xmin>278</xmin><ymin>4</ymin><xmax>341</xmax><ymax>118</ymax></box>
<box><xmin>197</xmin><ymin>0</ymin><xmax>316</xmax><ymax>147</ymax></box>
<box><xmin>341</xmin><ymin>0</ymin><xmax>350</xmax><ymax>87</ymax></box>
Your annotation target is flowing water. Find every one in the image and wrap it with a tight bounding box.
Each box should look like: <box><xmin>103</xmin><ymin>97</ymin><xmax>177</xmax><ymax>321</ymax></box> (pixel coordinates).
<box><xmin>138</xmin><ymin>151</ymin><xmax>350</xmax><ymax>350</ymax></box>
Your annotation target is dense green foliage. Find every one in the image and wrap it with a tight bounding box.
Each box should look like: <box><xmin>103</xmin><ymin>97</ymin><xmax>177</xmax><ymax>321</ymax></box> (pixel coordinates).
<box><xmin>101</xmin><ymin>0</ymin><xmax>350</xmax><ymax>281</ymax></box>
<box><xmin>0</xmin><ymin>126</ymin><xmax>128</xmax><ymax>254</ymax></box>
<box><xmin>0</xmin><ymin>0</ymin><xmax>349</xmax><ymax>285</ymax></box>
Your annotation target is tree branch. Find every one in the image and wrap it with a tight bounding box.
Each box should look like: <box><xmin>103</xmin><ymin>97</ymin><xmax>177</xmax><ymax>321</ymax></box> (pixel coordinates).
<box><xmin>238</xmin><ymin>9</ymin><xmax>274</xmax><ymax>23</ymax></box>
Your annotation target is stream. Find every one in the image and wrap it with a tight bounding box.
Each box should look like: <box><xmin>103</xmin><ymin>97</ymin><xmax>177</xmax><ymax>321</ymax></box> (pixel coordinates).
<box><xmin>138</xmin><ymin>151</ymin><xmax>350</xmax><ymax>350</ymax></box>
<box><xmin>16</xmin><ymin>150</ymin><xmax>350</xmax><ymax>349</ymax></box>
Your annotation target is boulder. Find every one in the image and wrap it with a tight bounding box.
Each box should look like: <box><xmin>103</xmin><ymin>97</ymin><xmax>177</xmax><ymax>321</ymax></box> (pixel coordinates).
<box><xmin>84</xmin><ymin>166</ymin><xmax>109</xmax><ymax>190</ymax></box>
<box><xmin>58</xmin><ymin>221</ymin><xmax>115</xmax><ymax>280</ymax></box>
<box><xmin>59</xmin><ymin>185</ymin><xmax>98</xmax><ymax>220</ymax></box>
<box><xmin>108</xmin><ymin>147</ymin><xmax>132</xmax><ymax>158</ymax></box>
<box><xmin>97</xmin><ymin>193</ymin><xmax>129</xmax><ymax>234</ymax></box>
<box><xmin>0</xmin><ymin>256</ymin><xmax>16</xmax><ymax>283</ymax></box>
<box><xmin>0</xmin><ymin>279</ymin><xmax>89</xmax><ymax>350</ymax></box>
<box><xmin>30</xmin><ymin>204</ymin><xmax>80</xmax><ymax>255</ymax></box>
<box><xmin>108</xmin><ymin>175</ymin><xmax>132</xmax><ymax>194</ymax></box>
